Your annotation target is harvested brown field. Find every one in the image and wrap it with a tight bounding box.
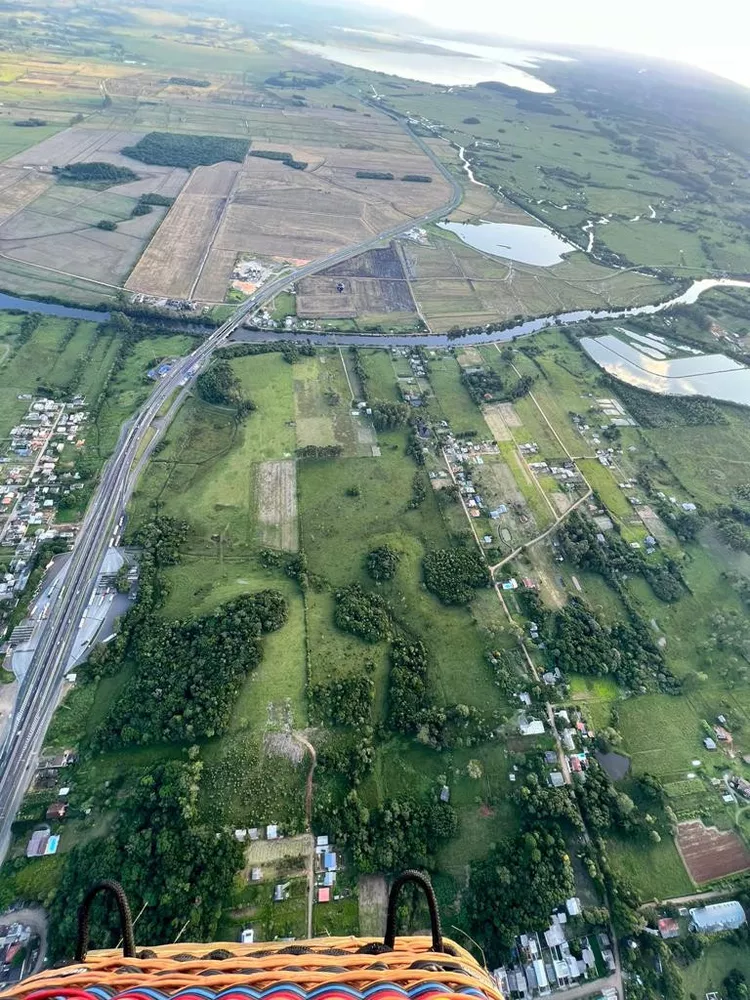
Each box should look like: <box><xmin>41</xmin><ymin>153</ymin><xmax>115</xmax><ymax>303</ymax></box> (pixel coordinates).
<box><xmin>256</xmin><ymin>459</ymin><xmax>298</xmax><ymax>552</ymax></box>
<box><xmin>126</xmin><ymin>161</ymin><xmax>240</xmax><ymax>298</ymax></box>
<box><xmin>677</xmin><ymin>820</ymin><xmax>750</xmax><ymax>883</ymax></box>
<box><xmin>0</xmin><ymin>168</ymin><xmax>53</xmax><ymax>223</ymax></box>
<box><xmin>297</xmin><ymin>246</ymin><xmax>416</xmax><ymax>320</ymax></box>
<box><xmin>188</xmin><ymin>139</ymin><xmax>450</xmax><ymax>300</ymax></box>
<box><xmin>296</xmin><ymin>276</ymin><xmax>415</xmax><ymax>319</ymax></box>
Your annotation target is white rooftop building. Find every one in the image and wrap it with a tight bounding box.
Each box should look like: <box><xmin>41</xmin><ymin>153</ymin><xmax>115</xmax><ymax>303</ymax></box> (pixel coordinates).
<box><xmin>689</xmin><ymin>901</ymin><xmax>746</xmax><ymax>933</ymax></box>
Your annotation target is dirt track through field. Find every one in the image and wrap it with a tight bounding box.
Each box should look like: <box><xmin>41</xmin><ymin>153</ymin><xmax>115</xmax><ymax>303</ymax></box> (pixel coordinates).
<box><xmin>676</xmin><ymin>819</ymin><xmax>750</xmax><ymax>883</ymax></box>
<box><xmin>257</xmin><ymin>460</ymin><xmax>298</xmax><ymax>552</ymax></box>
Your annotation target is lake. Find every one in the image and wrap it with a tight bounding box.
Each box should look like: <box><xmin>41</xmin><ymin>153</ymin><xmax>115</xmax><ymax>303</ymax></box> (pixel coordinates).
<box><xmin>437</xmin><ymin>219</ymin><xmax>576</xmax><ymax>266</ymax></box>
<box><xmin>287</xmin><ymin>33</ymin><xmax>567</xmax><ymax>92</ymax></box>
<box><xmin>581</xmin><ymin>334</ymin><xmax>750</xmax><ymax>407</ymax></box>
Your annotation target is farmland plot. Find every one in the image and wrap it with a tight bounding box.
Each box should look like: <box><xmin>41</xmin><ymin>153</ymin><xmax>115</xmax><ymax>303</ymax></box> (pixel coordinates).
<box><xmin>256</xmin><ymin>460</ymin><xmax>298</xmax><ymax>552</ymax></box>
<box><xmin>677</xmin><ymin>820</ymin><xmax>750</xmax><ymax>883</ymax></box>
<box><xmin>296</xmin><ymin>247</ymin><xmax>417</xmax><ymax>320</ymax></box>
<box><xmin>126</xmin><ymin>161</ymin><xmax>240</xmax><ymax>298</ymax></box>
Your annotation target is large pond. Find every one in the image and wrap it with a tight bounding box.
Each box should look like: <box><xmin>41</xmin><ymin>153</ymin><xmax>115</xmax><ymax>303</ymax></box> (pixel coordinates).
<box><xmin>437</xmin><ymin>219</ymin><xmax>576</xmax><ymax>266</ymax></box>
<box><xmin>581</xmin><ymin>333</ymin><xmax>750</xmax><ymax>407</ymax></box>
<box><xmin>287</xmin><ymin>33</ymin><xmax>567</xmax><ymax>93</ymax></box>
<box><xmin>0</xmin><ymin>292</ymin><xmax>109</xmax><ymax>323</ymax></box>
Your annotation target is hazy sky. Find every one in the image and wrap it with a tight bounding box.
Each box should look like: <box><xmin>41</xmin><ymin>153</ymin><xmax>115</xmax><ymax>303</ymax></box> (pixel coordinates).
<box><xmin>350</xmin><ymin>0</ymin><xmax>750</xmax><ymax>88</ymax></box>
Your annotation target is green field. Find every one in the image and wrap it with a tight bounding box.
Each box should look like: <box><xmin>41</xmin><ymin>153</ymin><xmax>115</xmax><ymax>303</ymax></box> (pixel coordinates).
<box><xmin>680</xmin><ymin>941</ymin><xmax>750</xmax><ymax>996</ymax></box>
<box><xmin>607</xmin><ymin>833</ymin><xmax>694</xmax><ymax>900</ymax></box>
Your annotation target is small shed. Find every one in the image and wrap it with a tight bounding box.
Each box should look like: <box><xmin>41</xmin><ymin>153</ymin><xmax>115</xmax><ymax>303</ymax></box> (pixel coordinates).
<box><xmin>703</xmin><ymin>737</ymin><xmax>717</xmax><ymax>751</ymax></box>
<box><xmin>266</xmin><ymin>824</ymin><xmax>279</xmax><ymax>840</ymax></box>
<box><xmin>241</xmin><ymin>929</ymin><xmax>255</xmax><ymax>944</ymax></box>
<box><xmin>318</xmin><ymin>887</ymin><xmax>331</xmax><ymax>904</ymax></box>
<box><xmin>250</xmin><ymin>868</ymin><xmax>262</xmax><ymax>882</ymax></box>
<box><xmin>440</xmin><ymin>785</ymin><xmax>450</xmax><ymax>803</ymax></box>
<box><xmin>566</xmin><ymin>897</ymin><xmax>582</xmax><ymax>917</ymax></box>
<box><xmin>273</xmin><ymin>884</ymin><xmax>288</xmax><ymax>902</ymax></box>
<box><xmin>324</xmin><ymin>851</ymin><xmax>338</xmax><ymax>871</ymax></box>
<box><xmin>316</xmin><ymin>835</ymin><xmax>329</xmax><ymax>849</ymax></box>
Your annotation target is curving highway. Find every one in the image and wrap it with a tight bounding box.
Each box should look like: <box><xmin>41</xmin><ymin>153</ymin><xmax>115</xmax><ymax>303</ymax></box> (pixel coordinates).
<box><xmin>0</xmin><ymin>126</ymin><xmax>462</xmax><ymax>862</ymax></box>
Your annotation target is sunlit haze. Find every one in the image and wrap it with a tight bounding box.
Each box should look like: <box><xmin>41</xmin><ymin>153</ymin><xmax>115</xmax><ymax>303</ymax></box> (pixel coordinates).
<box><xmin>345</xmin><ymin>0</ymin><xmax>750</xmax><ymax>88</ymax></box>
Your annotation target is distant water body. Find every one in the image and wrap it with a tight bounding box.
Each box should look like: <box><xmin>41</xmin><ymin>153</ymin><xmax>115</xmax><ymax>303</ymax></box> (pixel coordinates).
<box><xmin>287</xmin><ymin>33</ymin><xmax>569</xmax><ymax>93</ymax></box>
<box><xmin>437</xmin><ymin>219</ymin><xmax>576</xmax><ymax>266</ymax></box>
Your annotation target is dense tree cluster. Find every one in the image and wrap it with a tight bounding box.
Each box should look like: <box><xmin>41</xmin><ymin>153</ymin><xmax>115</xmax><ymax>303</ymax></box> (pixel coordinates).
<box><xmin>264</xmin><ymin>70</ymin><xmax>339</xmax><ymax>89</ymax></box>
<box><xmin>544</xmin><ymin>596</ymin><xmax>675</xmax><ymax>692</ymax></box>
<box><xmin>601</xmin><ymin>378</ymin><xmax>728</xmax><ymax>427</ymax></box>
<box><xmin>334</xmin><ymin>584</ymin><xmax>391</xmax><ymax>642</ymax></box>
<box><xmin>388</xmin><ymin>636</ymin><xmax>430</xmax><ymax>734</ymax></box>
<box><xmin>464</xmin><ymin>828</ymin><xmax>575</xmax><ymax>959</ymax></box>
<box><xmin>401</xmin><ymin>174</ymin><xmax>432</xmax><ymax>182</ymax></box>
<box><xmin>356</xmin><ymin>170</ymin><xmax>394</xmax><ymax>180</ymax></box>
<box><xmin>654</xmin><ymin>499</ymin><xmax>703</xmax><ymax>542</ymax></box>
<box><xmin>316</xmin><ymin>789</ymin><xmax>456</xmax><ymax>873</ymax></box>
<box><xmin>134</xmin><ymin>515</ymin><xmax>189</xmax><ymax>567</ymax></box>
<box><xmin>138</xmin><ymin>192</ymin><xmax>175</xmax><ymax>207</ymax></box>
<box><xmin>14</xmin><ymin>117</ymin><xmax>47</xmax><ymax>126</ymax></box>
<box><xmin>365</xmin><ymin>544</ymin><xmax>400</xmax><ymax>582</ymax></box>
<box><xmin>513</xmin><ymin>767</ymin><xmax>582</xmax><ymax>830</ymax></box>
<box><xmin>349</xmin><ymin>346</ymin><xmax>368</xmax><ymax>393</ymax></box>
<box><xmin>53</xmin><ymin>161</ymin><xmax>138</xmax><ymax>184</ymax></box>
<box><xmin>409</xmin><ymin>471</ymin><xmax>426</xmax><ymax>509</ymax></box>
<box><xmin>724</xmin><ymin>970</ymin><xmax>749</xmax><ymax>1000</ymax></box>
<box><xmin>122</xmin><ymin>132</ymin><xmax>249</xmax><ymax>169</ymax></box>
<box><xmin>714</xmin><ymin>503</ymin><xmax>750</xmax><ymax>554</ymax></box>
<box><xmin>556</xmin><ymin>510</ymin><xmax>684</xmax><ymax>603</ymax></box>
<box><xmin>196</xmin><ymin>359</ymin><xmax>253</xmax><ymax>412</ymax></box>
<box><xmin>248</xmin><ymin>149</ymin><xmax>307</xmax><ymax>170</ymax></box>
<box><xmin>370</xmin><ymin>400</ymin><xmax>410</xmax><ymax>430</ymax></box>
<box><xmin>310</xmin><ymin>670</ymin><xmax>374</xmax><ymax>727</ymax></box>
<box><xmin>423</xmin><ymin>548</ymin><xmax>489</xmax><ymax>605</ymax></box>
<box><xmin>168</xmin><ymin>77</ymin><xmax>210</xmax><ymax>87</ymax></box>
<box><xmin>462</xmin><ymin>367</ymin><xmax>534</xmax><ymax>404</ymax></box>
<box><xmin>98</xmin><ymin>591</ymin><xmax>287</xmax><ymax>745</ymax></box>
<box><xmin>316</xmin><ymin>729</ymin><xmax>375</xmax><ymax>785</ymax></box>
<box><xmin>297</xmin><ymin>444</ymin><xmax>342</xmax><ymax>459</ymax></box>
<box><xmin>48</xmin><ymin>759</ymin><xmax>242</xmax><ymax>960</ymax></box>
<box><xmin>574</xmin><ymin>760</ymin><xmax>644</xmax><ymax>835</ymax></box>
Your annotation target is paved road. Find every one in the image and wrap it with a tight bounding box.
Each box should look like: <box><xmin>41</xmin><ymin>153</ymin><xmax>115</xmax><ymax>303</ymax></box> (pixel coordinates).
<box><xmin>0</xmin><ymin>124</ymin><xmax>461</xmax><ymax>864</ymax></box>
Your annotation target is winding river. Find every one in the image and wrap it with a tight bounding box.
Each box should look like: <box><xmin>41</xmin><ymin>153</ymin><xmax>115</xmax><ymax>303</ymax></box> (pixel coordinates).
<box><xmin>1</xmin><ymin>279</ymin><xmax>749</xmax><ymax>349</ymax></box>
<box><xmin>232</xmin><ymin>277</ymin><xmax>750</xmax><ymax>348</ymax></box>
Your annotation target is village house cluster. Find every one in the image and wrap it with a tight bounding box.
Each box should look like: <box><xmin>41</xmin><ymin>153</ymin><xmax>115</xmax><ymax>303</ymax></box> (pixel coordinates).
<box><xmin>0</xmin><ymin>920</ymin><xmax>36</xmax><ymax>985</ymax></box>
<box><xmin>0</xmin><ymin>396</ymin><xmax>89</xmax><ymax>623</ymax></box>
<box><xmin>494</xmin><ymin>900</ymin><xmax>616</xmax><ymax>998</ymax></box>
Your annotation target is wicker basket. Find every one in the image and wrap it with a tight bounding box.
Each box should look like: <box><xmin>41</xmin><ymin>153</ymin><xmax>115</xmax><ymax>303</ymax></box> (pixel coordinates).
<box><xmin>5</xmin><ymin>875</ymin><xmax>503</xmax><ymax>1000</ymax></box>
